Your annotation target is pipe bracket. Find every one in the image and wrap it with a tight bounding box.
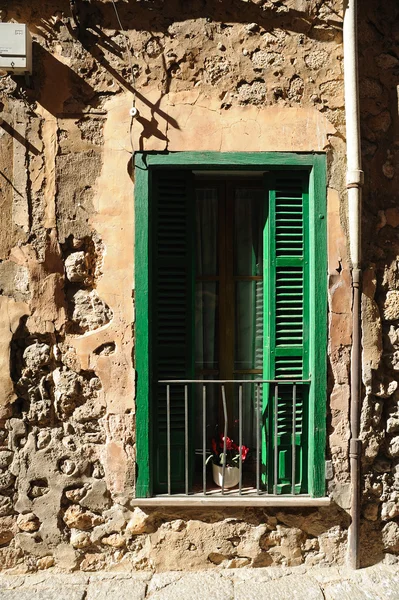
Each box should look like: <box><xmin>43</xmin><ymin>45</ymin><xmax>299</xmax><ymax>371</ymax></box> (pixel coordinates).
<box><xmin>346</xmin><ymin>169</ymin><xmax>364</xmax><ymax>188</ymax></box>
<box><xmin>352</xmin><ymin>268</ymin><xmax>362</xmax><ymax>286</ymax></box>
<box><xmin>349</xmin><ymin>438</ymin><xmax>362</xmax><ymax>458</ymax></box>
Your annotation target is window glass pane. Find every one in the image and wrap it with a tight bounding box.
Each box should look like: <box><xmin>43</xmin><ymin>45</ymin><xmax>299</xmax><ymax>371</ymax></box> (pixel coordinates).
<box><xmin>196</xmin><ymin>188</ymin><xmax>218</xmax><ymax>275</ymax></box>
<box><xmin>235</xmin><ymin>281</ymin><xmax>263</xmax><ymax>370</ymax></box>
<box><xmin>195</xmin><ymin>282</ymin><xmax>219</xmax><ymax>371</ymax></box>
<box><xmin>234</xmin><ymin>188</ymin><xmax>263</xmax><ymax>276</ymax></box>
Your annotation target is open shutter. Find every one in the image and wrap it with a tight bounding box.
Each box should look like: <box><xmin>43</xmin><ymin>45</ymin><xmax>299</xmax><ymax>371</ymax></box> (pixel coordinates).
<box><xmin>151</xmin><ymin>170</ymin><xmax>194</xmax><ymax>493</ymax></box>
<box><xmin>264</xmin><ymin>172</ymin><xmax>310</xmax><ymax>494</ymax></box>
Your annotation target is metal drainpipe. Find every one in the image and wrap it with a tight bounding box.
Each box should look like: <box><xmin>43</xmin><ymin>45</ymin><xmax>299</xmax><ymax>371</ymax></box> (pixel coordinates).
<box><xmin>343</xmin><ymin>0</ymin><xmax>364</xmax><ymax>569</ymax></box>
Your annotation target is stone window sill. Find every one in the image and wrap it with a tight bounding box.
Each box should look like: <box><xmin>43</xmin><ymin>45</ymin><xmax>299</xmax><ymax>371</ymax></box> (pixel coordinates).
<box><xmin>133</xmin><ymin>495</ymin><xmax>331</xmax><ymax>507</ymax></box>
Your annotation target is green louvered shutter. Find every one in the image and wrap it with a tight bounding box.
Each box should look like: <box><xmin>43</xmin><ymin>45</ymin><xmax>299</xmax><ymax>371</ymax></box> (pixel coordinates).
<box><xmin>151</xmin><ymin>170</ymin><xmax>194</xmax><ymax>493</ymax></box>
<box><xmin>264</xmin><ymin>172</ymin><xmax>310</xmax><ymax>494</ymax></box>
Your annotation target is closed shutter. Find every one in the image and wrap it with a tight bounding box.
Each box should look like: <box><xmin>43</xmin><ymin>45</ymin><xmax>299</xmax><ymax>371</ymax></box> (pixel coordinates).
<box><xmin>151</xmin><ymin>170</ymin><xmax>194</xmax><ymax>493</ymax></box>
<box><xmin>264</xmin><ymin>172</ymin><xmax>310</xmax><ymax>494</ymax></box>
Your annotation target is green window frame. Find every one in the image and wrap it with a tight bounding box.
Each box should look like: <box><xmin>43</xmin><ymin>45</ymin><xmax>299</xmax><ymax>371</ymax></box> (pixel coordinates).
<box><xmin>135</xmin><ymin>152</ymin><xmax>327</xmax><ymax>498</ymax></box>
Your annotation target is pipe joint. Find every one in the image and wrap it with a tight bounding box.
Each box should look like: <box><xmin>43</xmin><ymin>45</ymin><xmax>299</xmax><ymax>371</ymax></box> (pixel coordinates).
<box><xmin>346</xmin><ymin>169</ymin><xmax>364</xmax><ymax>189</ymax></box>
<box><xmin>352</xmin><ymin>268</ymin><xmax>362</xmax><ymax>287</ymax></box>
<box><xmin>349</xmin><ymin>438</ymin><xmax>362</xmax><ymax>458</ymax></box>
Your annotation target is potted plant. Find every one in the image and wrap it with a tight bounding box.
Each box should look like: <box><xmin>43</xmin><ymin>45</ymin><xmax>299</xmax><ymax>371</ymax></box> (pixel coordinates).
<box><xmin>207</xmin><ymin>434</ymin><xmax>249</xmax><ymax>488</ymax></box>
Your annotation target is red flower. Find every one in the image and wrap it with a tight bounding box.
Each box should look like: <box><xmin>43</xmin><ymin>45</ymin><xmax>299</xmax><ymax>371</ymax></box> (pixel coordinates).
<box><xmin>239</xmin><ymin>445</ymin><xmax>249</xmax><ymax>462</ymax></box>
<box><xmin>210</xmin><ymin>433</ymin><xmax>249</xmax><ymax>467</ymax></box>
<box><xmin>219</xmin><ymin>434</ymin><xmax>238</xmax><ymax>451</ymax></box>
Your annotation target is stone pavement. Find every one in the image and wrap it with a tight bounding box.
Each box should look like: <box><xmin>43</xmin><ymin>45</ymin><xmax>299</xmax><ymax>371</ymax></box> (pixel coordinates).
<box><xmin>0</xmin><ymin>564</ymin><xmax>398</xmax><ymax>600</ymax></box>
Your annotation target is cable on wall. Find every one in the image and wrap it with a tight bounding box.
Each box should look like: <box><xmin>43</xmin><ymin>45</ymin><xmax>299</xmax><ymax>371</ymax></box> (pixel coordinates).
<box><xmin>110</xmin><ymin>0</ymin><xmax>138</xmax><ymax>157</ymax></box>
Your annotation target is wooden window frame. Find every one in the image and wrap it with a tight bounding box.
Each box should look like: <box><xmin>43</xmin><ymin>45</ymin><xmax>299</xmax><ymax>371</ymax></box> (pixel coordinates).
<box><xmin>134</xmin><ymin>152</ymin><xmax>327</xmax><ymax>499</ymax></box>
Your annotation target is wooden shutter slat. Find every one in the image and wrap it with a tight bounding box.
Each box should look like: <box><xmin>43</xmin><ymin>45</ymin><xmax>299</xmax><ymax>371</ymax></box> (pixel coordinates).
<box><xmin>264</xmin><ymin>172</ymin><xmax>310</xmax><ymax>494</ymax></box>
<box><xmin>151</xmin><ymin>170</ymin><xmax>194</xmax><ymax>493</ymax></box>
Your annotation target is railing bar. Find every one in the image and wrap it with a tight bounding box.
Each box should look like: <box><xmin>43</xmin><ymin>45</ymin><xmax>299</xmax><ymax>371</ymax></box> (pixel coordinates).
<box><xmin>185</xmin><ymin>384</ymin><xmax>189</xmax><ymax>496</ymax></box>
<box><xmin>274</xmin><ymin>384</ymin><xmax>278</xmax><ymax>495</ymax></box>
<box><xmin>221</xmin><ymin>385</ymin><xmax>228</xmax><ymax>496</ymax></box>
<box><xmin>203</xmin><ymin>384</ymin><xmax>207</xmax><ymax>496</ymax></box>
<box><xmin>239</xmin><ymin>384</ymin><xmax>243</xmax><ymax>496</ymax></box>
<box><xmin>256</xmin><ymin>383</ymin><xmax>260</xmax><ymax>495</ymax></box>
<box><xmin>167</xmin><ymin>385</ymin><xmax>171</xmax><ymax>496</ymax></box>
<box><xmin>292</xmin><ymin>383</ymin><xmax>296</xmax><ymax>496</ymax></box>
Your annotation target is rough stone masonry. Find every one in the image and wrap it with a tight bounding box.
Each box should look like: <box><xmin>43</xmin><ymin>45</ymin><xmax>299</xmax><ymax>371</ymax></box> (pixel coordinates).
<box><xmin>0</xmin><ymin>0</ymin><xmax>398</xmax><ymax>573</ymax></box>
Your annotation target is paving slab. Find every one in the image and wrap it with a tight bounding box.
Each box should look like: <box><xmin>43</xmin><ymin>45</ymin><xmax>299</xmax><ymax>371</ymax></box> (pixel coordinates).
<box><xmin>351</xmin><ymin>566</ymin><xmax>399</xmax><ymax>600</ymax></box>
<box><xmin>38</xmin><ymin>573</ymin><xmax>90</xmax><ymax>586</ymax></box>
<box><xmin>323</xmin><ymin>580</ymin><xmax>382</xmax><ymax>600</ymax></box>
<box><xmin>89</xmin><ymin>572</ymin><xmax>152</xmax><ymax>582</ymax></box>
<box><xmin>305</xmin><ymin>567</ymin><xmax>343</xmax><ymax>585</ymax></box>
<box><xmin>86</xmin><ymin>578</ymin><xmax>147</xmax><ymax>600</ymax></box>
<box><xmin>223</xmin><ymin>565</ymin><xmax>308</xmax><ymax>582</ymax></box>
<box><xmin>234</xmin><ymin>573</ymin><xmax>324</xmax><ymax>600</ymax></box>
<box><xmin>147</xmin><ymin>572</ymin><xmax>184</xmax><ymax>594</ymax></box>
<box><xmin>0</xmin><ymin>573</ymin><xmax>90</xmax><ymax>588</ymax></box>
<box><xmin>0</xmin><ymin>588</ymin><xmax>86</xmax><ymax>600</ymax></box>
<box><xmin>147</xmin><ymin>572</ymin><xmax>234</xmax><ymax>600</ymax></box>
<box><xmin>0</xmin><ymin>576</ymin><xmax>26</xmax><ymax>590</ymax></box>
<box><xmin>0</xmin><ymin>562</ymin><xmax>398</xmax><ymax>600</ymax></box>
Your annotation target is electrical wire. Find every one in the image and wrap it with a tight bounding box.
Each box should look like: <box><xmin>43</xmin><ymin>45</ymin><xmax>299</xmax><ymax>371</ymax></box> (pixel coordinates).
<box><xmin>111</xmin><ymin>0</ymin><xmax>136</xmax><ymax>102</ymax></box>
<box><xmin>110</xmin><ymin>0</ymin><xmax>137</xmax><ymax>157</ymax></box>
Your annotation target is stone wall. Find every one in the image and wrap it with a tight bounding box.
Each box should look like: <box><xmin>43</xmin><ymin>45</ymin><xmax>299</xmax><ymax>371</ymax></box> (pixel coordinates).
<box><xmin>0</xmin><ymin>0</ymin><xmax>396</xmax><ymax>573</ymax></box>
<box><xmin>358</xmin><ymin>0</ymin><xmax>399</xmax><ymax>565</ymax></box>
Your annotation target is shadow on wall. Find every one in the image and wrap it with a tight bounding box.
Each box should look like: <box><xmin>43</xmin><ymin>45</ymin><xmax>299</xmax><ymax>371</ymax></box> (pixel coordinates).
<box><xmin>33</xmin><ymin>44</ymin><xmax>97</xmax><ymax>116</ymax></box>
<box><xmin>30</xmin><ymin>29</ymin><xmax>179</xmax><ymax>148</ymax></box>
<box><xmin>16</xmin><ymin>0</ymin><xmax>345</xmax><ymax>156</ymax></box>
<box><xmin>78</xmin><ymin>29</ymin><xmax>179</xmax><ymax>149</ymax></box>
<box><xmin>48</xmin><ymin>0</ymin><xmax>343</xmax><ymax>41</ymax></box>
<box><xmin>0</xmin><ymin>120</ymin><xmax>40</xmax><ymax>156</ymax></box>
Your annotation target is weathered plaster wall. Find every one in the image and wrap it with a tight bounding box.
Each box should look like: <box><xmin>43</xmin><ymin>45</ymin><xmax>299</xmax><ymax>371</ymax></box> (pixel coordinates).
<box><xmin>0</xmin><ymin>0</ymin><xmax>396</xmax><ymax>573</ymax></box>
